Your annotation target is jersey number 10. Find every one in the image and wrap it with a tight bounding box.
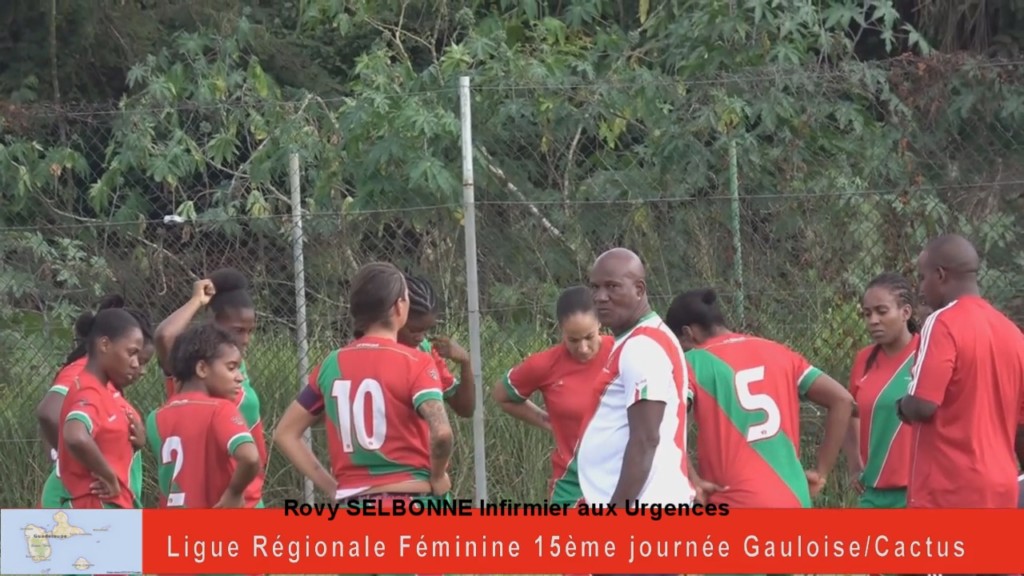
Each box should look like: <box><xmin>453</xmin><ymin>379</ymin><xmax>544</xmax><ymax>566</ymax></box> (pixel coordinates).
<box><xmin>331</xmin><ymin>379</ymin><xmax>387</xmax><ymax>453</ymax></box>
<box><xmin>734</xmin><ymin>366</ymin><xmax>782</xmax><ymax>443</ymax></box>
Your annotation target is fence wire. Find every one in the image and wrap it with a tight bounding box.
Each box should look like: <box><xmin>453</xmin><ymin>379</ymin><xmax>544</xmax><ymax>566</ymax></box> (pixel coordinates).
<box><xmin>2</xmin><ymin>60</ymin><xmax>1023</xmax><ymax>509</ymax></box>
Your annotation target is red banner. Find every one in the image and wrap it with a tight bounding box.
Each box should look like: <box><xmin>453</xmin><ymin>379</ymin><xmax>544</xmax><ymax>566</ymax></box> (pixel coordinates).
<box><xmin>142</xmin><ymin>506</ymin><xmax>1023</xmax><ymax>574</ymax></box>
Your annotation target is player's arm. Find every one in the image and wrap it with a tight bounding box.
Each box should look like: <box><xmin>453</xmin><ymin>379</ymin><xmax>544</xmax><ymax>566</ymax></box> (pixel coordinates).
<box><xmin>411</xmin><ymin>360</ymin><xmax>454</xmax><ymax>484</ymax></box>
<box><xmin>803</xmin><ymin>371</ymin><xmax>854</xmax><ymax>484</ymax></box>
<box><xmin>154</xmin><ymin>280</ymin><xmax>212</xmax><ymax>374</ymax></box>
<box><xmin>272</xmin><ymin>382</ymin><xmax>338</xmax><ymax>498</ymax></box>
<box><xmin>36</xmin><ymin>385</ymin><xmax>68</xmax><ymax>452</ymax></box>
<box><xmin>213</xmin><ymin>403</ymin><xmax>261</xmax><ymax>507</ymax></box>
<box><xmin>417</xmin><ymin>399</ymin><xmax>454</xmax><ymax>482</ymax></box>
<box><xmin>899</xmin><ymin>315</ymin><xmax>954</xmax><ymax>423</ymax></box>
<box><xmin>1016</xmin><ymin>425</ymin><xmax>1024</xmax><ymax>470</ymax></box>
<box><xmin>609</xmin><ymin>337</ymin><xmax>672</xmax><ymax>507</ymax></box>
<box><xmin>1016</xmin><ymin>398</ymin><xmax>1024</xmax><ymax>469</ymax></box>
<box><xmin>62</xmin><ymin>395</ymin><xmax>118</xmax><ymax>494</ymax></box>
<box><xmin>491</xmin><ymin>354</ymin><xmax>551</xmax><ymax>432</ymax></box>
<box><xmin>446</xmin><ymin>361</ymin><xmax>476</xmax><ymax>418</ymax></box>
<box><xmin>842</xmin><ymin>367</ymin><xmax>864</xmax><ymax>483</ymax></box>
<box><xmin>492</xmin><ymin>384</ymin><xmax>550</xmax><ymax>431</ymax></box>
<box><xmin>431</xmin><ymin>336</ymin><xmax>476</xmax><ymax>418</ymax></box>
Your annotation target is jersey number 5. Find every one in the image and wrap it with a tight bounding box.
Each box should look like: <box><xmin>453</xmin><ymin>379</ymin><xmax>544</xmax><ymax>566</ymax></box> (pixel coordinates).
<box><xmin>734</xmin><ymin>366</ymin><xmax>781</xmax><ymax>442</ymax></box>
<box><xmin>331</xmin><ymin>379</ymin><xmax>387</xmax><ymax>453</ymax></box>
<box><xmin>161</xmin><ymin>436</ymin><xmax>186</xmax><ymax>507</ymax></box>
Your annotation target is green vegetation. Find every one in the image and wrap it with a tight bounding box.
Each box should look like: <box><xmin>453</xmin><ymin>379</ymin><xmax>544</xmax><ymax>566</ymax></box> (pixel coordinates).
<box><xmin>2</xmin><ymin>0</ymin><xmax>1023</xmax><ymax>510</ymax></box>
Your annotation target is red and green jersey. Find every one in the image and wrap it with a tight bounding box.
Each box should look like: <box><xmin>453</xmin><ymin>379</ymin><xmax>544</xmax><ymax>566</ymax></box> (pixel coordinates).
<box><xmin>297</xmin><ymin>336</ymin><xmax>444</xmax><ymax>498</ymax></box>
<box><xmin>686</xmin><ymin>332</ymin><xmax>822</xmax><ymax>508</ymax></box>
<box><xmin>503</xmin><ymin>336</ymin><xmax>613</xmax><ymax>504</ymax></box>
<box><xmin>58</xmin><ymin>371</ymin><xmax>137</xmax><ymax>509</ymax></box>
<box><xmin>417</xmin><ymin>340</ymin><xmax>460</xmax><ymax>400</ymax></box>
<box><xmin>848</xmin><ymin>335</ymin><xmax>918</xmax><ymax>490</ymax></box>
<box><xmin>907</xmin><ymin>296</ymin><xmax>1024</xmax><ymax>508</ymax></box>
<box><xmin>163</xmin><ymin>360</ymin><xmax>265</xmax><ymax>507</ymax></box>
<box><xmin>47</xmin><ymin>360</ymin><xmax>144</xmax><ymax>507</ymax></box>
<box><xmin>109</xmin><ymin>385</ymin><xmax>145</xmax><ymax>507</ymax></box>
<box><xmin>146</xmin><ymin>391</ymin><xmax>255</xmax><ymax>508</ymax></box>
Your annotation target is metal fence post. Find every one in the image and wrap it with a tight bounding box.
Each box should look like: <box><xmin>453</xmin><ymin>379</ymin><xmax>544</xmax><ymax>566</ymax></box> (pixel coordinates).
<box><xmin>728</xmin><ymin>139</ymin><xmax>745</xmax><ymax>327</ymax></box>
<box><xmin>459</xmin><ymin>76</ymin><xmax>488</xmax><ymax>503</ymax></box>
<box><xmin>288</xmin><ymin>151</ymin><xmax>314</xmax><ymax>504</ymax></box>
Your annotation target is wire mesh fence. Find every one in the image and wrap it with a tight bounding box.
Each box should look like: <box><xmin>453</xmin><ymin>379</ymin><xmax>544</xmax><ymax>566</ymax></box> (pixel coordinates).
<box><xmin>2</xmin><ymin>58</ymin><xmax>1023</xmax><ymax>509</ymax></box>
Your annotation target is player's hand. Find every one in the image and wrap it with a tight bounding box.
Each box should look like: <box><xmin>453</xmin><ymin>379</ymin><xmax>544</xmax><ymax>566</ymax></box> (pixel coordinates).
<box><xmin>90</xmin><ymin>474</ymin><xmax>120</xmax><ymax>500</ymax></box>
<box><xmin>431</xmin><ymin>336</ymin><xmax>470</xmax><ymax>364</ymax></box>
<box><xmin>430</xmin><ymin>473</ymin><xmax>452</xmax><ymax>496</ymax></box>
<box><xmin>127</xmin><ymin>411</ymin><xmax>145</xmax><ymax>451</ymax></box>
<box><xmin>693</xmin><ymin>478</ymin><xmax>728</xmax><ymax>504</ymax></box>
<box><xmin>192</xmin><ymin>279</ymin><xmax>216</xmax><ymax>306</ymax></box>
<box><xmin>213</xmin><ymin>490</ymin><xmax>246</xmax><ymax>509</ymax></box>
<box><xmin>805</xmin><ymin>469</ymin><xmax>827</xmax><ymax>497</ymax></box>
<box><xmin>847</xmin><ymin>469</ymin><xmax>864</xmax><ymax>495</ymax></box>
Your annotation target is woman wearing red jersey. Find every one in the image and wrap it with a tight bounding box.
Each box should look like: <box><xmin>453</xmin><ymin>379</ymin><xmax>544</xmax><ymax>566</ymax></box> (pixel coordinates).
<box><xmin>666</xmin><ymin>288</ymin><xmax>853</xmax><ymax>508</ymax></box>
<box><xmin>492</xmin><ymin>285</ymin><xmax>612</xmax><ymax>505</ymax></box>
<box><xmin>398</xmin><ymin>274</ymin><xmax>475</xmax><ymax>418</ymax></box>
<box><xmin>154</xmin><ymin>269</ymin><xmax>266</xmax><ymax>508</ymax></box>
<box><xmin>37</xmin><ymin>296</ymin><xmax>155</xmax><ymax>508</ymax></box>
<box><xmin>274</xmin><ymin>262</ymin><xmax>454</xmax><ymax>506</ymax></box>
<box><xmin>58</xmin><ymin>308</ymin><xmax>146</xmax><ymax>509</ymax></box>
<box><xmin>843</xmin><ymin>272</ymin><xmax>919</xmax><ymax>509</ymax></box>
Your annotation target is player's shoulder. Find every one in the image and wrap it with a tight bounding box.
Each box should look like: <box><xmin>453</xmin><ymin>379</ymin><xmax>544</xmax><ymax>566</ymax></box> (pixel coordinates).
<box><xmin>54</xmin><ymin>357</ymin><xmax>87</xmax><ymax>382</ymax></box>
<box><xmin>617</xmin><ymin>324</ymin><xmax>681</xmax><ymax>363</ymax></box>
<box><xmin>853</xmin><ymin>344</ymin><xmax>876</xmax><ymax>364</ymax></box>
<box><xmin>528</xmin><ymin>341</ymin><xmax>573</xmax><ymax>367</ymax></box>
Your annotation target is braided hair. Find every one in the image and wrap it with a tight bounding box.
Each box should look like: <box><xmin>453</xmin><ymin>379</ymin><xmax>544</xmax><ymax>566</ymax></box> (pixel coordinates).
<box><xmin>405</xmin><ymin>275</ymin><xmax>438</xmax><ymax>318</ymax></box>
<box><xmin>863</xmin><ymin>272</ymin><xmax>920</xmax><ymax>372</ymax></box>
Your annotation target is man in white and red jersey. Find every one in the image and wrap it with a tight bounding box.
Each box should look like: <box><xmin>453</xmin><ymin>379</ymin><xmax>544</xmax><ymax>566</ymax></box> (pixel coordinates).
<box><xmin>578</xmin><ymin>248</ymin><xmax>695</xmax><ymax>513</ymax></box>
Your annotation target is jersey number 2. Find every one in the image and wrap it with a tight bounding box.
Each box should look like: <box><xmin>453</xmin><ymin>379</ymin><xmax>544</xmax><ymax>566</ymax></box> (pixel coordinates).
<box><xmin>331</xmin><ymin>379</ymin><xmax>387</xmax><ymax>453</ymax></box>
<box><xmin>161</xmin><ymin>436</ymin><xmax>186</xmax><ymax>507</ymax></box>
<box><xmin>734</xmin><ymin>366</ymin><xmax>781</xmax><ymax>442</ymax></box>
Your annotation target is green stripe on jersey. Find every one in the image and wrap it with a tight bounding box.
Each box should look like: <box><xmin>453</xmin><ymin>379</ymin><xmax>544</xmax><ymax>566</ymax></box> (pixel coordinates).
<box><xmin>49</xmin><ymin>384</ymin><xmax>69</xmax><ymax>396</ymax></box>
<box><xmin>237</xmin><ymin>361</ymin><xmax>261</xmax><ymax>429</ymax></box>
<box><xmin>65</xmin><ymin>411</ymin><xmax>93</xmax><ymax>434</ymax></box>
<box><xmin>316</xmin><ymin>353</ymin><xmax>428</xmax><ymax>480</ymax></box>
<box><xmin>551</xmin><ymin>455</ymin><xmax>582</xmax><ymax>505</ymax></box>
<box><xmin>129</xmin><ymin>451</ymin><xmax>143</xmax><ymax>508</ymax></box>
<box><xmin>145</xmin><ymin>410</ymin><xmax>175</xmax><ymax>499</ymax></box>
<box><xmin>227</xmin><ymin>432</ymin><xmax>254</xmax><ymax>454</ymax></box>
<box><xmin>797</xmin><ymin>366</ymin><xmax>822</xmax><ymax>397</ymax></box>
<box><xmin>860</xmin><ymin>354</ymin><xmax>915</xmax><ymax>488</ymax></box>
<box><xmin>686</xmin><ymin>349</ymin><xmax>811</xmax><ymax>507</ymax></box>
<box><xmin>418</xmin><ymin>340</ymin><xmax>460</xmax><ymax>399</ymax></box>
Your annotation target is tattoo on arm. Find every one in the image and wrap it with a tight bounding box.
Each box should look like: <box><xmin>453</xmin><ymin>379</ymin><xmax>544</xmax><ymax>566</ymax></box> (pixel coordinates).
<box><xmin>418</xmin><ymin>399</ymin><xmax>454</xmax><ymax>461</ymax></box>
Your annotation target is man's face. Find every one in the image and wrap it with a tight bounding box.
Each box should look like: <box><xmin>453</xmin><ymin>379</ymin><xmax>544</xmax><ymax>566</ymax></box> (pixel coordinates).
<box><xmin>916</xmin><ymin>251</ymin><xmax>945</xmax><ymax>310</ymax></box>
<box><xmin>588</xmin><ymin>259</ymin><xmax>643</xmax><ymax>331</ymax></box>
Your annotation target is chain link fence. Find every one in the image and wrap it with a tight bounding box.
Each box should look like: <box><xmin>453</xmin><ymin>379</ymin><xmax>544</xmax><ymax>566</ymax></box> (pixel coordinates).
<box><xmin>2</xmin><ymin>57</ymin><xmax>1023</xmax><ymax>509</ymax></box>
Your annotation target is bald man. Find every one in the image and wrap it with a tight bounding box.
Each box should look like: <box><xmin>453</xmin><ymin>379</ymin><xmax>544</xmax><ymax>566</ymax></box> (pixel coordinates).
<box><xmin>576</xmin><ymin>248</ymin><xmax>696</xmax><ymax>513</ymax></box>
<box><xmin>896</xmin><ymin>234</ymin><xmax>1024</xmax><ymax>509</ymax></box>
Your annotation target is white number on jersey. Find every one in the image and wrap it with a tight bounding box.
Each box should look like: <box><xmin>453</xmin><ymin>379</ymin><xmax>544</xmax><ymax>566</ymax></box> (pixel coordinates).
<box><xmin>160</xmin><ymin>435</ymin><xmax>186</xmax><ymax>507</ymax></box>
<box><xmin>734</xmin><ymin>366</ymin><xmax>781</xmax><ymax>442</ymax></box>
<box><xmin>331</xmin><ymin>379</ymin><xmax>387</xmax><ymax>453</ymax></box>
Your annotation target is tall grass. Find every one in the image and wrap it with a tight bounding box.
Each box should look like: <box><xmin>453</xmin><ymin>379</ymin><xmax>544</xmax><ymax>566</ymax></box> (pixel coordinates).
<box><xmin>0</xmin><ymin>325</ymin><xmax>857</xmax><ymax>509</ymax></box>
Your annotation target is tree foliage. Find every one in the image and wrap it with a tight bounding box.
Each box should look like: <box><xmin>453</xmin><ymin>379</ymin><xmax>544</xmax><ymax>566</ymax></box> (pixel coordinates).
<box><xmin>1</xmin><ymin>0</ymin><xmax>1022</xmax><ymax>353</ymax></box>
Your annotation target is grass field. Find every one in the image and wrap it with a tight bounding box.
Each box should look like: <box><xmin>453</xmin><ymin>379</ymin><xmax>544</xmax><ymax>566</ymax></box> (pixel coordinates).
<box><xmin>0</xmin><ymin>324</ymin><xmax>859</xmax><ymax>509</ymax></box>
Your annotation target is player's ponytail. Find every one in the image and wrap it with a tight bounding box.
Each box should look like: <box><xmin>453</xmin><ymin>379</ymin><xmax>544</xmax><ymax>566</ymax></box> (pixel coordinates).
<box><xmin>350</xmin><ymin>262</ymin><xmax>408</xmax><ymax>338</ymax></box>
<box><xmin>665</xmin><ymin>287</ymin><xmax>728</xmax><ymax>337</ymax></box>
<box><xmin>208</xmin><ymin>268</ymin><xmax>254</xmax><ymax>319</ymax></box>
<box><xmin>555</xmin><ymin>286</ymin><xmax>594</xmax><ymax>324</ymax></box>
<box><xmin>63</xmin><ymin>294</ymin><xmax>130</xmax><ymax>367</ymax></box>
